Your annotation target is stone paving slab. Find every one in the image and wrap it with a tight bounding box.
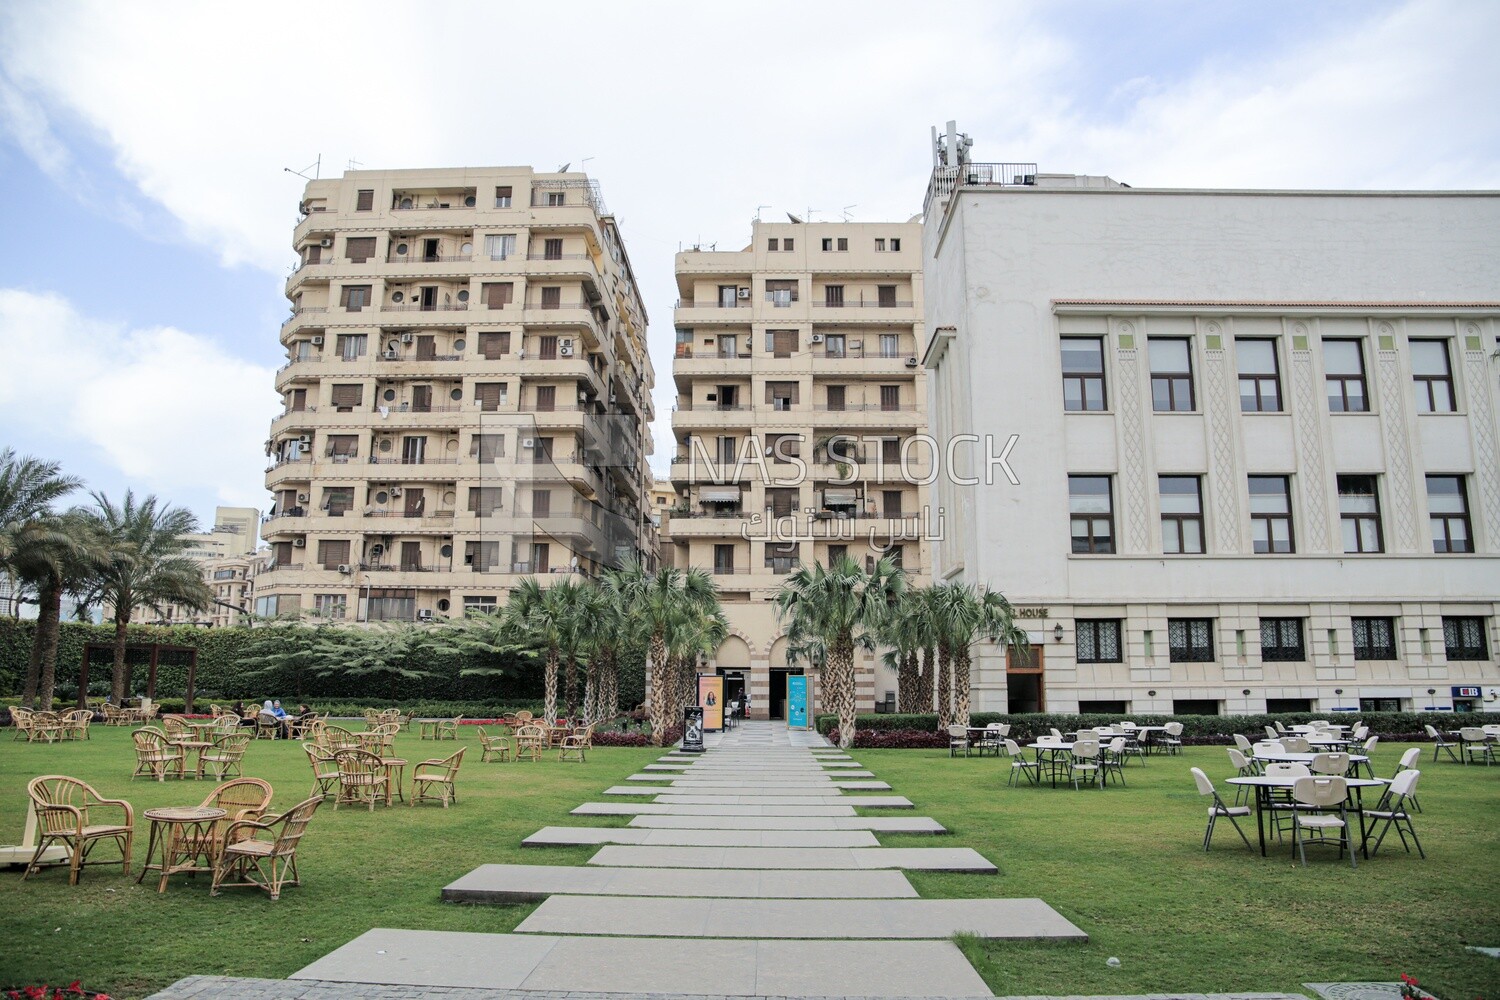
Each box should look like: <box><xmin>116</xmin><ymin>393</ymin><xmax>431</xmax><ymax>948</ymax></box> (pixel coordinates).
<box><xmin>573</xmin><ymin>801</ymin><xmax>858</xmax><ymax>816</ymax></box>
<box><xmin>647</xmin><ymin>793</ymin><xmax>913</xmax><ymax>808</ymax></box>
<box><xmin>604</xmin><ymin>784</ymin><xmax>848</xmax><ymax>797</ymax></box>
<box><xmin>522</xmin><ymin>825</ymin><xmax>882</xmax><ymax>848</ymax></box>
<box><xmin>516</xmin><ymin>896</ymin><xmax>1084</xmax><ymax>940</ymax></box>
<box><xmin>629</xmin><ymin>771</ymin><xmax>879</xmax><ymax>780</ymax></box>
<box><xmin>290</xmin><ymin>929</ymin><xmax>992</xmax><ymax>997</ymax></box>
<box><xmin>587</xmin><ymin>845</ymin><xmax>996</xmax><ymax>872</ymax></box>
<box><xmin>441</xmin><ymin>864</ymin><xmax>918</xmax><ymax>902</ymax></box>
<box><xmin>630</xmin><ymin>814</ymin><xmax>949</xmax><ymax>833</ymax></box>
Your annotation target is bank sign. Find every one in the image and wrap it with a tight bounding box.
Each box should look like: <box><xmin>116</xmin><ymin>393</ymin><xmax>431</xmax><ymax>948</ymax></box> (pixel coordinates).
<box><xmin>1452</xmin><ymin>686</ymin><xmax>1481</xmax><ymax>698</ymax></box>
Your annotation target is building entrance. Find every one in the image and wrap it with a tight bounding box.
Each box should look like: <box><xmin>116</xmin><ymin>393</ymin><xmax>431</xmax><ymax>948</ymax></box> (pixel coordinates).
<box><xmin>1006</xmin><ymin>647</ymin><xmax>1044</xmax><ymax>714</ymax></box>
<box><xmin>718</xmin><ymin>669</ymin><xmax>746</xmax><ymax>719</ymax></box>
<box><xmin>769</xmin><ymin>668</ymin><xmax>802</xmax><ymax>720</ymax></box>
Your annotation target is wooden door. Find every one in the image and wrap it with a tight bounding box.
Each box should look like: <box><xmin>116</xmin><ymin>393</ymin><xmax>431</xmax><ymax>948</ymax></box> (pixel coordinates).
<box><xmin>404</xmin><ymin>488</ymin><xmax>425</xmax><ymax>517</ymax></box>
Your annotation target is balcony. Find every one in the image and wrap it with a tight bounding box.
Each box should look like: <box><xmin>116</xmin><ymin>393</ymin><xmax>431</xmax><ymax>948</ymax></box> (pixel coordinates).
<box><xmin>926</xmin><ymin>161</ymin><xmax>1039</xmax><ymax>206</ymax></box>
<box><xmin>384</xmin><ymin>254</ymin><xmax>473</xmax><ymax>265</ymax></box>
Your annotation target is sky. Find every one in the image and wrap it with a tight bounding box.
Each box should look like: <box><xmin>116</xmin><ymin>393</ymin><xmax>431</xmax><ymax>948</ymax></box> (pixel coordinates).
<box><xmin>1</xmin><ymin>0</ymin><xmax>1496</xmax><ymax>538</ymax></box>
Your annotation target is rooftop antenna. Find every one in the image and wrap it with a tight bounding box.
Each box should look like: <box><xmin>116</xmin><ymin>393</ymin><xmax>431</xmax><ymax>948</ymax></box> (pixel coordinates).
<box><xmin>842</xmin><ymin>204</ymin><xmax>857</xmax><ymax>222</ymax></box>
<box><xmin>754</xmin><ymin>205</ymin><xmax>771</xmax><ymax>223</ymax></box>
<box><xmin>345</xmin><ymin>157</ymin><xmax>363</xmax><ymax>171</ymax></box>
<box><xmin>805</xmin><ymin>207</ymin><xmax>819</xmax><ymax>222</ymax></box>
<box><xmin>580</xmin><ymin>156</ymin><xmax>594</xmax><ymax>173</ymax></box>
<box><xmin>283</xmin><ymin>155</ymin><xmax>321</xmax><ymax>181</ymax></box>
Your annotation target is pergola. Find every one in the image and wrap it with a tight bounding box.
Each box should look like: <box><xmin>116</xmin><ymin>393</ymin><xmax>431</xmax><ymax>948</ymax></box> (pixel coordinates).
<box><xmin>78</xmin><ymin>642</ymin><xmax>199</xmax><ymax>712</ymax></box>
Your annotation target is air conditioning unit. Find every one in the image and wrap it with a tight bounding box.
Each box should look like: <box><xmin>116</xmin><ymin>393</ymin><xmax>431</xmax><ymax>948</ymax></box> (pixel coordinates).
<box><xmin>521</xmin><ymin>438</ymin><xmax>535</xmax><ymax>449</ymax></box>
<box><xmin>736</xmin><ymin>287</ymin><xmax>751</xmax><ymax>299</ymax></box>
<box><xmin>310</xmin><ymin>335</ymin><xmax>324</xmax><ymax>346</ymax></box>
<box><xmin>297</xmin><ymin>435</ymin><xmax>312</xmax><ymax>447</ymax></box>
<box><xmin>608</xmin><ymin>392</ymin><xmax>618</xmax><ymax>405</ymax></box>
<box><xmin>905</xmin><ymin>357</ymin><xmax>919</xmax><ymax>368</ymax></box>
<box><xmin>292</xmin><ymin>537</ymin><xmax>307</xmax><ymax>547</ymax></box>
<box><xmin>810</xmin><ymin>334</ymin><xmax>825</xmax><ymax>344</ymax></box>
<box><xmin>384</xmin><ymin>350</ymin><xmax>399</xmax><ymax>360</ymax></box>
<box><xmin>400</xmin><ymin>333</ymin><xmax>413</xmax><ymax>344</ymax></box>
<box><xmin>296</xmin><ymin>492</ymin><xmax>310</xmax><ymax>503</ymax></box>
<box><xmin>389</xmin><ymin>488</ymin><xmax>402</xmax><ymax>497</ymax></box>
<box><xmin>417</xmin><ymin>609</ymin><xmax>435</xmax><ymax>621</ymax></box>
<box><xmin>559</xmin><ymin>344</ymin><xmax>574</xmax><ymax>357</ymax></box>
<box><xmin>337</xmin><ymin>563</ymin><xmax>352</xmax><ymax>574</ymax></box>
<box><xmin>319</xmin><ymin>238</ymin><xmax>333</xmax><ymax>248</ymax></box>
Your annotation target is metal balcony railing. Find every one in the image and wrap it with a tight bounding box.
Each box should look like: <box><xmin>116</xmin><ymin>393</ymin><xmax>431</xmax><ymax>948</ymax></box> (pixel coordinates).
<box><xmin>926</xmin><ymin>162</ymin><xmax>1038</xmax><ymax>204</ymax></box>
<box><xmin>384</xmin><ymin>254</ymin><xmax>473</xmax><ymax>264</ymax></box>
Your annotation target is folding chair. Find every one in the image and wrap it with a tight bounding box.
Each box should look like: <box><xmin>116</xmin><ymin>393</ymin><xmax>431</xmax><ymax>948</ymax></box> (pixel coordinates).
<box><xmin>1367</xmin><ymin>769</ymin><xmax>1424</xmax><ymax>858</ymax></box>
<box><xmin>1190</xmin><ymin>767</ymin><xmax>1251</xmax><ymax>851</ymax></box>
<box><xmin>1290</xmin><ymin>776</ymin><xmax>1355</xmax><ymax>868</ymax></box>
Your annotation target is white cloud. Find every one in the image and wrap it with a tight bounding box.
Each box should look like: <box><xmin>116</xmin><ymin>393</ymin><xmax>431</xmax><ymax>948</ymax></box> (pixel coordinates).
<box><xmin>0</xmin><ymin>289</ymin><xmax>278</xmax><ymax>511</ymax></box>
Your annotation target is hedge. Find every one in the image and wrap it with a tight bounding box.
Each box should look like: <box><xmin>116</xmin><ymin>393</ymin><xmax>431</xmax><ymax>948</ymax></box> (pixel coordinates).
<box><xmin>0</xmin><ymin>619</ymin><xmax>648</xmax><ymax>711</ymax></box>
<box><xmin>816</xmin><ymin>711</ymin><xmax>1470</xmax><ymax>748</ymax></box>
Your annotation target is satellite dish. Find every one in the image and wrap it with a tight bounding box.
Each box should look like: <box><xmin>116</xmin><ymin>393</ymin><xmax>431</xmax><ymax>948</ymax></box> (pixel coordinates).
<box><xmin>557</xmin><ymin>162</ymin><xmax>571</xmax><ymax>172</ymax></box>
<box><xmin>570</xmin><ymin>556</ymin><xmax>579</xmax><ymax>569</ymax></box>
<box><xmin>786</xmin><ymin>213</ymin><xmax>803</xmax><ymax>224</ymax></box>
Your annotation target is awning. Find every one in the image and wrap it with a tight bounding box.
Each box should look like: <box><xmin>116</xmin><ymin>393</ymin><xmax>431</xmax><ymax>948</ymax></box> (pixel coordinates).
<box><xmin>699</xmin><ymin>488</ymin><xmax>743</xmax><ymax>504</ymax></box>
<box><xmin>824</xmin><ymin>491</ymin><xmax>857</xmax><ymax>507</ymax></box>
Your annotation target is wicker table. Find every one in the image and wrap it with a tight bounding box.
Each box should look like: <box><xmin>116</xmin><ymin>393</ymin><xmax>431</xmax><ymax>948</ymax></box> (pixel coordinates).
<box><xmin>381</xmin><ymin>757</ymin><xmax>408</xmax><ymax>805</ymax></box>
<box><xmin>417</xmin><ymin>720</ymin><xmax>442</xmax><ymax>740</ymax></box>
<box><xmin>137</xmin><ymin>805</ymin><xmax>227</xmax><ymax>893</ymax></box>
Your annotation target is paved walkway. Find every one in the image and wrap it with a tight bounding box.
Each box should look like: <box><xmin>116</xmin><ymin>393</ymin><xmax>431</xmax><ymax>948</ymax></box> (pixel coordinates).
<box><xmin>148</xmin><ymin>721</ymin><xmax>1089</xmax><ymax>999</ymax></box>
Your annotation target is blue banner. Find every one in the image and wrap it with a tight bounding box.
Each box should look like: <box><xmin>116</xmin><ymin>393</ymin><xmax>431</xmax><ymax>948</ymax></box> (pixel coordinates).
<box><xmin>788</xmin><ymin>675</ymin><xmax>808</xmax><ymax>729</ymax></box>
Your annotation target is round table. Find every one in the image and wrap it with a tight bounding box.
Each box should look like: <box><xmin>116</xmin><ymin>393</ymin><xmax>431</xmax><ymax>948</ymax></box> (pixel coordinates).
<box><xmin>1225</xmin><ymin>775</ymin><xmax>1386</xmax><ymax>858</ymax></box>
<box><xmin>138</xmin><ymin>805</ymin><xmax>226</xmax><ymax>893</ymax></box>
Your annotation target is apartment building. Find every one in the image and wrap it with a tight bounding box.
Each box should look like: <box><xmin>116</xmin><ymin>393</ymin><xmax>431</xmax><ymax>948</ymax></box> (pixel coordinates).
<box><xmin>259</xmin><ymin>167</ymin><xmax>655</xmax><ymax>622</ymax></box>
<box><xmin>922</xmin><ymin>127</ymin><xmax>1500</xmax><ymax>716</ymax></box>
<box><xmin>669</xmin><ymin>220</ymin><xmax>929</xmax><ymax>718</ymax></box>
<box><xmin>150</xmin><ymin>506</ymin><xmax>260</xmax><ymax>626</ymax></box>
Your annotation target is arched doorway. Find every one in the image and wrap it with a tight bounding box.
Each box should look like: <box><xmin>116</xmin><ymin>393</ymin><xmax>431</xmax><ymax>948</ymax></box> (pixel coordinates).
<box><xmin>767</xmin><ymin>635</ymin><xmax>802</xmax><ymax>720</ymax></box>
<box><xmin>713</xmin><ymin>636</ymin><xmax>751</xmax><ymax>716</ymax></box>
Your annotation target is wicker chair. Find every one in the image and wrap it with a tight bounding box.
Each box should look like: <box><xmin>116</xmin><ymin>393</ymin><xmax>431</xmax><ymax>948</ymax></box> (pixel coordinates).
<box><xmin>254</xmin><ymin>712</ymin><xmax>281</xmax><ymax>740</ymax></box>
<box><xmin>303</xmin><ymin>743</ymin><xmax>341</xmax><ymax>798</ymax></box>
<box><xmin>513</xmin><ymin>723</ymin><xmax>546</xmax><ymax>762</ymax></box>
<box><xmin>10</xmin><ymin>707</ymin><xmax>33</xmax><ymax>741</ymax></box>
<box><xmin>61</xmin><ymin>709</ymin><xmax>93</xmax><ymax>741</ymax></box>
<box><xmin>211</xmin><ymin>794</ymin><xmax>323</xmax><ymax>900</ymax></box>
<box><xmin>214</xmin><ymin>714</ymin><xmax>241</xmax><ymax>736</ymax></box>
<box><xmin>560</xmin><ymin>725</ymin><xmax>594</xmax><ymax>763</ymax></box>
<box><xmin>24</xmin><ymin>775</ymin><xmax>135</xmax><ymax>884</ymax></box>
<box><xmin>189</xmin><ymin>778</ymin><xmax>274</xmax><ymax>857</ymax></box>
<box><xmin>436</xmin><ymin>715</ymin><xmax>463</xmax><ymax>741</ymax></box>
<box><xmin>101</xmin><ymin>704</ymin><xmax>130</xmax><ymax>727</ymax></box>
<box><xmin>322</xmin><ymin>724</ymin><xmax>360</xmax><ymax>751</ymax></box>
<box><xmin>28</xmin><ymin>710</ymin><xmax>64</xmax><ymax>743</ymax></box>
<box><xmin>201</xmin><ymin>734</ymin><xmax>252</xmax><ymax>779</ymax></box>
<box><xmin>209</xmin><ymin>704</ymin><xmax>224</xmax><ymax>717</ymax></box>
<box><xmin>411</xmin><ymin>747</ymin><xmax>465</xmax><ymax>808</ymax></box>
<box><xmin>357</xmin><ymin>723</ymin><xmax>400</xmax><ymax>755</ymax></box>
<box><xmin>333</xmin><ymin>749</ymin><xmax>389</xmax><ymax>810</ymax></box>
<box><xmin>514</xmin><ymin>710</ymin><xmax>534</xmax><ymax>724</ymax></box>
<box><xmin>132</xmin><ymin>727</ymin><xmax>186</xmax><ymax>781</ymax></box>
<box><xmin>285</xmin><ymin>713</ymin><xmax>319</xmax><ymax>741</ymax></box>
<box><xmin>476</xmin><ymin>726</ymin><xmax>511</xmax><ymax>763</ymax></box>
<box><xmin>161</xmin><ymin>715</ymin><xmax>192</xmax><ymax>744</ymax></box>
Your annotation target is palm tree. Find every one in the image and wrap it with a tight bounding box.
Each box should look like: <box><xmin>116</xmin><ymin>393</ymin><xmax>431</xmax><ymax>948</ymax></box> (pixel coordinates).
<box><xmin>585</xmin><ymin>568</ymin><xmax>632</xmax><ymax>725</ymax></box>
<box><xmin>671</xmin><ymin>604</ymin><xmax>728</xmax><ymax>722</ymax></box>
<box><xmin>774</xmin><ymin>555</ymin><xmax>904</xmax><ymax>749</ymax></box>
<box><xmin>928</xmin><ymin>583</ymin><xmax>1030</xmax><ymax>727</ymax></box>
<box><xmin>613</xmin><ymin>561</ymin><xmax>719</xmax><ymax>745</ymax></box>
<box><xmin>0</xmin><ymin>449</ymin><xmax>82</xmax><ymax>573</ymax></box>
<box><xmin>499</xmin><ymin>576</ymin><xmax>584</xmax><ymax>725</ymax></box>
<box><xmin>878</xmin><ymin>589</ymin><xmax>926</xmax><ymax>713</ymax></box>
<box><xmin>82</xmin><ymin>491</ymin><xmax>212</xmax><ymax>703</ymax></box>
<box><xmin>969</xmin><ymin>586</ymin><xmax>1028</xmax><ymax>723</ymax></box>
<box><xmin>927</xmin><ymin>582</ymin><xmax>976</xmax><ymax>730</ymax></box>
<box><xmin>12</xmin><ymin>512</ymin><xmax>107</xmax><ymax>709</ymax></box>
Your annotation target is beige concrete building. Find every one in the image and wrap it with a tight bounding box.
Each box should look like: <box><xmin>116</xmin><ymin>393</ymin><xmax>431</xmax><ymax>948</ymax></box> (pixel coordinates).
<box><xmin>259</xmin><ymin>167</ymin><xmax>656</xmax><ymax>622</ymax></box>
<box><xmin>669</xmin><ymin>220</ymin><xmax>929</xmax><ymax>718</ymax></box>
<box><xmin>151</xmin><ymin>506</ymin><xmax>261</xmax><ymax>626</ymax></box>
<box><xmin>647</xmin><ymin>484</ymin><xmax>677</xmax><ymax>569</ymax></box>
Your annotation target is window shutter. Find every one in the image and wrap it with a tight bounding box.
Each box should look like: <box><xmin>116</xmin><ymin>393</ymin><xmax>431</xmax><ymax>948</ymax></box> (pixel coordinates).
<box><xmin>540</xmin><ymin>286</ymin><xmax>561</xmax><ymax>309</ymax></box>
<box><xmin>483</xmin><ymin>282</ymin><xmax>513</xmax><ymax>308</ymax></box>
<box><xmin>289</xmin><ymin>389</ymin><xmax>306</xmax><ymax>412</ymax></box>
<box><xmin>878</xmin><ymin>285</ymin><xmax>897</xmax><ymax>307</ymax></box>
<box><xmin>535</xmin><ymin>385</ymin><xmax>556</xmax><ymax>411</ymax></box>
<box><xmin>826</xmin><ymin>385</ymin><xmax>845</xmax><ymax>410</ymax></box>
<box><xmin>881</xmin><ymin>385</ymin><xmax>900</xmax><ymax>410</ymax></box>
<box><xmin>355</xmin><ymin>189</ymin><xmax>374</xmax><ymax>211</ymax></box>
<box><xmin>330</xmin><ymin>384</ymin><xmax>363</xmax><ymax>409</ymax></box>
<box><xmin>479</xmin><ymin>332</ymin><xmax>509</xmax><ymax>358</ymax></box>
<box><xmin>345</xmin><ymin>237</ymin><xmax>376</xmax><ymax>262</ymax></box>
<box><xmin>415</xmin><ymin>335</ymin><xmax>436</xmax><ymax>360</ymax></box>
<box><xmin>476</xmin><ymin>383</ymin><xmax>502</xmax><ymax>411</ymax></box>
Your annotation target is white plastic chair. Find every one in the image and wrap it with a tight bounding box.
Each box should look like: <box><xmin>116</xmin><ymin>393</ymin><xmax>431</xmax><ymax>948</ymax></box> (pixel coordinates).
<box><xmin>1191</xmin><ymin>767</ymin><xmax>1251</xmax><ymax>851</ymax></box>
<box><xmin>1367</xmin><ymin>769</ymin><xmax>1424</xmax><ymax>858</ymax></box>
<box><xmin>1394</xmin><ymin>747</ymin><xmax>1423</xmax><ymax>812</ymax></box>
<box><xmin>1310</xmin><ymin>752</ymin><xmax>1350</xmax><ymax>777</ymax></box>
<box><xmin>1067</xmin><ymin>741</ymin><xmax>1101</xmax><ymax>790</ymax></box>
<box><xmin>1290</xmin><ymin>776</ymin><xmax>1355</xmax><ymax>868</ymax></box>
<box><xmin>1003</xmin><ymin>739</ymin><xmax>1037</xmax><ymax>787</ymax></box>
<box><xmin>1425</xmin><ymin>724</ymin><xmax>1459</xmax><ymax>763</ymax></box>
<box><xmin>1459</xmin><ymin>727</ymin><xmax>1494</xmax><ymax>766</ymax></box>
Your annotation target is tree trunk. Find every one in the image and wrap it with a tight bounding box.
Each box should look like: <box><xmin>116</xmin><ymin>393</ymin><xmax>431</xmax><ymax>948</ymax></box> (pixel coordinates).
<box><xmin>582</xmin><ymin>658</ymin><xmax>596</xmax><ymax>726</ymax></box>
<box><xmin>936</xmin><ymin>641</ymin><xmax>952</xmax><ymax>731</ymax></box>
<box><xmin>110</xmin><ymin>606</ymin><xmax>130</xmax><ymax>703</ymax></box>
<box><xmin>678</xmin><ymin>656</ymin><xmax>696</xmax><ymax>720</ymax></box>
<box><xmin>564</xmin><ymin>654</ymin><xmax>579</xmax><ymax>721</ymax></box>
<box><xmin>831</xmin><ymin>634</ymin><xmax>857</xmax><ymax>749</ymax></box>
<box><xmin>21</xmin><ymin>615</ymin><xmax>42</xmax><ymax>708</ymax></box>
<box><xmin>918</xmin><ymin>646</ymin><xmax>934</xmax><ymax>710</ymax></box>
<box><xmin>595</xmin><ymin>649</ymin><xmax>616</xmax><ymax>724</ymax></box>
<box><xmin>648</xmin><ymin>633</ymin><xmax>669</xmax><ymax>745</ymax></box>
<box><xmin>543</xmin><ymin>648</ymin><xmax>559</xmax><ymax>724</ymax></box>
<box><xmin>34</xmin><ymin>580</ymin><xmax>63</xmax><ymax>710</ymax></box>
<box><xmin>953</xmin><ymin>646</ymin><xmax>972</xmax><ymax>727</ymax></box>
<box><xmin>897</xmin><ymin>651</ymin><xmax>918</xmax><ymax>713</ymax></box>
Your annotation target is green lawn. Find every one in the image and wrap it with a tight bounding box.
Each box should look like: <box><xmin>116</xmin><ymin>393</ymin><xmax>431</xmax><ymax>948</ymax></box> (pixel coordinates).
<box><xmin>2</xmin><ymin>730</ymin><xmax>1497</xmax><ymax>999</ymax></box>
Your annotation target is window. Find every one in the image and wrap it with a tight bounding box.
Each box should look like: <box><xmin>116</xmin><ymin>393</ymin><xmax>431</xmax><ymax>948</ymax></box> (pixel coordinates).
<box><xmin>463</xmin><ymin>595</ymin><xmax>498</xmax><ymax>614</ymax></box>
<box><xmin>322</xmin><ymin>487</ymin><xmax>353</xmax><ymax>516</ymax></box>
<box><xmin>255</xmin><ymin>595</ymin><xmax>298</xmax><ymax>617</ymax></box>
<box><xmin>824</xmin><ymin>334</ymin><xmax>846</xmax><ymax>357</ymax></box>
<box><xmin>543</xmin><ymin>238</ymin><xmax>563</xmax><ymax>260</ymax></box>
<box><xmin>339</xmin><ymin>285</ymin><xmax>371</xmax><ymax>311</ymax></box>
<box><xmin>316</xmin><ymin>539</ymin><xmax>349</xmax><ymax>571</ymax></box>
<box><xmin>1443</xmin><ymin>616</ymin><xmax>1488</xmax><ymax>660</ymax></box>
<box><xmin>1338</xmin><ymin>475</ymin><xmax>1383</xmax><ymax>553</ymax></box>
<box><xmin>270</xmin><ymin>541</ymin><xmax>293</xmax><ymax>567</ymax></box>
<box><xmin>881</xmin><ymin>438</ymin><xmax>901</xmax><ymax>465</ymax></box>
<box><xmin>821</xmin><ymin>238</ymin><xmax>832</xmax><ymax>251</ymax></box>
<box><xmin>1172</xmin><ymin>699</ymin><xmax>1220</xmax><ymax>716</ymax></box>
<box><xmin>766</xmin><ymin>488</ymin><xmax>797</xmax><ymax>518</ymax></box>
<box><xmin>336</xmin><ymin>334</ymin><xmax>367</xmax><ymax>360</ymax></box>
<box><xmin>838</xmin><ymin>237</ymin><xmax>848</xmax><ymax>251</ymax></box>
<box><xmin>540</xmin><ymin>286</ymin><xmax>561</xmax><ymax>309</ymax></box>
<box><xmin>1069</xmin><ymin>476</ymin><xmax>1114</xmax><ymax>554</ymax></box>
<box><xmin>766</xmin><ymin>280</ymin><xmax>797</xmax><ymax>307</ymax></box>
<box><xmin>494</xmin><ymin>186</ymin><xmax>512</xmax><ymax>208</ymax></box>
<box><xmin>464</xmin><ymin>541</ymin><xmax>500</xmax><ymax>572</ymax></box>
<box><xmin>366</xmin><ymin>588</ymin><xmax>415</xmax><ymax>622</ymax></box>
<box><xmin>878</xmin><ymin>285</ymin><xmax>897</xmax><ymax>308</ymax></box>
<box><xmin>874</xmin><ymin>238</ymin><xmax>886</xmax><ymax>251</ymax></box>
<box><xmin>471</xmin><ymin>435</ymin><xmax>505</xmax><ymax>463</ymax></box>
<box><xmin>345</xmin><ymin>237</ymin><xmax>376</xmax><ymax>262</ymax></box>
<box><xmin>770</xmin><ymin>329</ymin><xmax>797</xmax><ymax>357</ymax></box>
<box><xmin>1324</xmin><ymin>340</ymin><xmax>1369</xmax><ymax>411</ymax></box>
<box><xmin>882</xmin><ymin>489</ymin><xmax>903</xmax><ymax>517</ymax></box>
<box><xmin>1235</xmin><ymin>339</ymin><xmax>1282</xmax><ymax>412</ymax></box>
<box><xmin>482</xmin><ymin>282</ymin><xmax>513</xmax><ymax>308</ymax></box>
<box><xmin>1168</xmin><ymin>618</ymin><xmax>1214</xmax><ymax>662</ymax></box>
<box><xmin>765</xmin><ymin>542</ymin><xmax>798</xmax><ymax>573</ymax></box>
<box><xmin>468</xmin><ymin>486</ymin><xmax>503</xmax><ymax>514</ymax></box>
<box><xmin>766</xmin><ymin>381</ymin><xmax>797</xmax><ymax>411</ymax></box>
<box><xmin>1266</xmin><ymin>698</ymin><xmax>1312</xmax><ymax>714</ymax></box>
<box><xmin>1358</xmin><ymin>697</ymin><xmax>1403</xmax><ymax>713</ymax></box>
<box><xmin>1259</xmin><ymin>617</ymin><xmax>1305</xmax><ymax>662</ymax></box>
<box><xmin>890</xmin><ymin>237</ymin><xmax>901</xmax><ymax>251</ymax></box>
<box><xmin>355</xmin><ymin>189</ymin><xmax>373</xmax><ymax>211</ymax></box>
<box><xmin>538</xmin><ymin>335</ymin><xmax>558</xmax><ymax>360</ymax></box>
<box><xmin>1352</xmin><ymin>616</ymin><xmax>1397</xmax><ymax>660</ymax></box>
<box><xmin>1427</xmin><ymin>475</ymin><xmax>1474</xmax><ymax>553</ymax></box>
<box><xmin>1248</xmin><ymin>476</ymin><xmax>1295</xmax><ymax>553</ymax></box>
<box><xmin>1148</xmin><ymin>338</ymin><xmax>1195</xmax><ymax>411</ymax></box>
<box><xmin>475</xmin><ymin>383</ymin><xmax>504</xmax><ymax>411</ymax></box>
<box><xmin>546</xmin><ymin>191</ymin><xmax>565</xmax><ymax>206</ymax></box>
<box><xmin>326</xmin><ymin>434</ymin><xmax>358</xmax><ymax>459</ymax></box>
<box><xmin>883</xmin><ymin>544</ymin><xmax>905</xmax><ymax>569</ymax></box>
<box><xmin>478</xmin><ymin>331</ymin><xmax>510</xmax><ymax>358</ymax></box>
<box><xmin>713</xmin><ymin>544</ymin><xmax>735</xmax><ymax>575</ymax></box>
<box><xmin>765</xmin><ymin>433</ymin><xmax>800</xmax><ymax>460</ymax></box>
<box><xmin>1159</xmin><ymin>477</ymin><xmax>1204</xmax><ymax>554</ymax></box>
<box><xmin>718</xmin><ymin>285</ymin><xmax>738</xmax><ymax>308</ymax></box>
<box><xmin>484</xmin><ymin>234</ymin><xmax>515</xmax><ymax>260</ymax></box>
<box><xmin>824</xmin><ymin>285</ymin><xmax>844</xmax><ymax>307</ymax></box>
<box><xmin>1411</xmin><ymin>340</ymin><xmax>1455</xmax><ymax>413</ymax></box>
<box><xmin>1060</xmin><ymin>337</ymin><xmax>1106</xmax><ymax>411</ymax></box>
<box><xmin>329</xmin><ymin>384</ymin><xmax>363</xmax><ymax>410</ymax></box>
<box><xmin>767</xmin><ymin>238</ymin><xmax>779</xmax><ymax>251</ymax></box>
<box><xmin>826</xmin><ymin>544</ymin><xmax>847</xmax><ymax>565</ymax></box>
<box><xmin>880</xmin><ymin>385</ymin><xmax>900</xmax><ymax>411</ymax></box>
<box><xmin>879</xmin><ymin>333</ymin><xmax>900</xmax><ymax>358</ymax></box>
<box><xmin>1076</xmin><ymin>619</ymin><xmax>1123</xmax><ymax>663</ymax></box>
<box><xmin>825</xmin><ymin>385</ymin><xmax>845</xmax><ymax>411</ymax></box>
<box><xmin>313</xmin><ymin>594</ymin><xmax>347</xmax><ymax>620</ymax></box>
<box><xmin>782</xmin><ymin>238</ymin><xmax>794</xmax><ymax>251</ymax></box>
<box><xmin>1078</xmin><ymin>700</ymin><xmax>1128</xmax><ymax>715</ymax></box>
